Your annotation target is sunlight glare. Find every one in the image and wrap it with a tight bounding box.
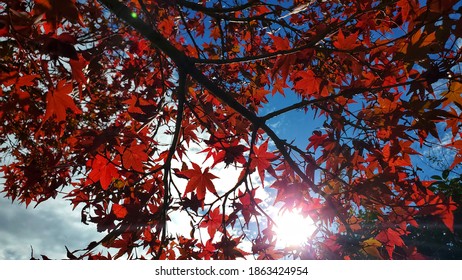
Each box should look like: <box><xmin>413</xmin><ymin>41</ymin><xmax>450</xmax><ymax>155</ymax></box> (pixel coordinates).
<box><xmin>274</xmin><ymin>209</ymin><xmax>317</xmax><ymax>246</ymax></box>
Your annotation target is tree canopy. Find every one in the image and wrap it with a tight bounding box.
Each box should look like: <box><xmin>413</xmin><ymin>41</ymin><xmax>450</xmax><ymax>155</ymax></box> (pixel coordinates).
<box><xmin>1</xmin><ymin>0</ymin><xmax>462</xmax><ymax>259</ymax></box>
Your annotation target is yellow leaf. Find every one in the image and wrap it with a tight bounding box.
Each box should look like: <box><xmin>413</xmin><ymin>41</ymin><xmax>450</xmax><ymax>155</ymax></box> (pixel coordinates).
<box><xmin>443</xmin><ymin>81</ymin><xmax>462</xmax><ymax>107</ymax></box>
<box><xmin>361</xmin><ymin>238</ymin><xmax>383</xmax><ymax>259</ymax></box>
<box><xmin>362</xmin><ymin>237</ymin><xmax>381</xmax><ymax>247</ymax></box>
<box><xmin>113</xmin><ymin>179</ymin><xmax>125</xmax><ymax>189</ymax></box>
<box><xmin>323</xmin><ymin>180</ymin><xmax>341</xmax><ymax>194</ymax></box>
<box><xmin>231</xmin><ymin>45</ymin><xmax>241</xmax><ymax>53</ymax></box>
<box><xmin>410</xmin><ymin>30</ymin><xmax>436</xmax><ymax>48</ymax></box>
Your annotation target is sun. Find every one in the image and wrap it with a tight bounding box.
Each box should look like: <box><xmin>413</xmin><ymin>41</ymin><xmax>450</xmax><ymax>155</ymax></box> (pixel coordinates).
<box><xmin>274</xmin><ymin>209</ymin><xmax>317</xmax><ymax>247</ymax></box>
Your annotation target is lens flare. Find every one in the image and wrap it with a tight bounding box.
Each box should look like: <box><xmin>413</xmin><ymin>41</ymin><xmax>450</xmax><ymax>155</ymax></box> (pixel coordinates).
<box><xmin>274</xmin><ymin>209</ymin><xmax>317</xmax><ymax>246</ymax></box>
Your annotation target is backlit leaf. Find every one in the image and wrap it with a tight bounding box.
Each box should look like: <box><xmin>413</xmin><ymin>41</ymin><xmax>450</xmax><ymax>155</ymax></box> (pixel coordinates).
<box><xmin>333</xmin><ymin>29</ymin><xmax>361</xmax><ymax>50</ymax></box>
<box><xmin>199</xmin><ymin>207</ymin><xmax>224</xmax><ymax>239</ymax></box>
<box><xmin>179</xmin><ymin>163</ymin><xmax>219</xmax><ymax>201</ymax></box>
<box><xmin>87</xmin><ymin>155</ymin><xmax>120</xmax><ymax>190</ymax></box>
<box><xmin>43</xmin><ymin>80</ymin><xmax>81</xmax><ymax>122</ymax></box>
<box><xmin>112</xmin><ymin>204</ymin><xmax>128</xmax><ymax>219</ymax></box>
<box><xmin>361</xmin><ymin>238</ymin><xmax>383</xmax><ymax>259</ymax></box>
<box><xmin>442</xmin><ymin>81</ymin><xmax>462</xmax><ymax>108</ymax></box>
<box><xmin>250</xmin><ymin>139</ymin><xmax>277</xmax><ymax>184</ymax></box>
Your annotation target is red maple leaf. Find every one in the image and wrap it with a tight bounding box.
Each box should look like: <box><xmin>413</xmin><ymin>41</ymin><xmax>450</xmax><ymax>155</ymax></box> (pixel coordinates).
<box><xmin>333</xmin><ymin>29</ymin><xmax>361</xmax><ymax>50</ymax></box>
<box><xmin>180</xmin><ymin>192</ymin><xmax>204</xmax><ymax>213</ymax></box>
<box><xmin>215</xmin><ymin>235</ymin><xmax>249</xmax><ymax>259</ymax></box>
<box><xmin>376</xmin><ymin>228</ymin><xmax>405</xmax><ymax>258</ymax></box>
<box><xmin>69</xmin><ymin>54</ymin><xmax>87</xmax><ymax>85</ymax></box>
<box><xmin>250</xmin><ymin>139</ymin><xmax>277</xmax><ymax>184</ymax></box>
<box><xmin>438</xmin><ymin>197</ymin><xmax>457</xmax><ymax>233</ymax></box>
<box><xmin>202</xmin><ymin>139</ymin><xmax>248</xmax><ymax>168</ymax></box>
<box><xmin>43</xmin><ymin>80</ymin><xmax>81</xmax><ymax>122</ymax></box>
<box><xmin>118</xmin><ymin>141</ymin><xmax>148</xmax><ymax>172</ymax></box>
<box><xmin>294</xmin><ymin>69</ymin><xmax>323</xmax><ymax>97</ymax></box>
<box><xmin>306</xmin><ymin>131</ymin><xmax>328</xmax><ymax>151</ymax></box>
<box><xmin>270</xmin><ymin>34</ymin><xmax>290</xmax><ymax>51</ymax></box>
<box><xmin>238</xmin><ymin>189</ymin><xmax>262</xmax><ymax>225</ymax></box>
<box><xmin>179</xmin><ymin>162</ymin><xmax>219</xmax><ymax>201</ymax></box>
<box><xmin>198</xmin><ymin>239</ymin><xmax>216</xmax><ymax>260</ymax></box>
<box><xmin>87</xmin><ymin>154</ymin><xmax>120</xmax><ymax>190</ymax></box>
<box><xmin>200</xmin><ymin>207</ymin><xmax>226</xmax><ymax>239</ymax></box>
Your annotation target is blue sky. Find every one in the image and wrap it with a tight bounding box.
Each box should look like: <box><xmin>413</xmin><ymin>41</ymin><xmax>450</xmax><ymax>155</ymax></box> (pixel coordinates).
<box><xmin>261</xmin><ymin>92</ymin><xmax>322</xmax><ymax>147</ymax></box>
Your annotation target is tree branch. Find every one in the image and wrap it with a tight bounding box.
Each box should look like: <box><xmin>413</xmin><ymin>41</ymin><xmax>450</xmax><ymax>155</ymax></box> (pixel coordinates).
<box><xmin>98</xmin><ymin>0</ymin><xmax>353</xmax><ymax>239</ymax></box>
<box><xmin>176</xmin><ymin>0</ymin><xmax>260</xmax><ymax>15</ymax></box>
<box><xmin>99</xmin><ymin>0</ymin><xmax>263</xmax><ymax>126</ymax></box>
<box><xmin>157</xmin><ymin>70</ymin><xmax>187</xmax><ymax>258</ymax></box>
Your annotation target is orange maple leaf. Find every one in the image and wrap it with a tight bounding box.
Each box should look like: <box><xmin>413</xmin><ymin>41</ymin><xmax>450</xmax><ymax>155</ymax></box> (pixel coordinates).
<box><xmin>44</xmin><ymin>80</ymin><xmax>81</xmax><ymax>122</ymax></box>
<box><xmin>294</xmin><ymin>69</ymin><xmax>327</xmax><ymax>97</ymax></box>
<box><xmin>442</xmin><ymin>81</ymin><xmax>462</xmax><ymax>108</ymax></box>
<box><xmin>179</xmin><ymin>162</ymin><xmax>219</xmax><ymax>201</ymax></box>
<box><xmin>409</xmin><ymin>29</ymin><xmax>436</xmax><ymax>49</ymax></box>
<box><xmin>210</xmin><ymin>26</ymin><xmax>221</xmax><ymax>40</ymax></box>
<box><xmin>112</xmin><ymin>204</ymin><xmax>128</xmax><ymax>219</ymax></box>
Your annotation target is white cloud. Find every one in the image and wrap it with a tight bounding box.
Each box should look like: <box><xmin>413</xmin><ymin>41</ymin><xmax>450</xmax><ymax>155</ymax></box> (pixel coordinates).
<box><xmin>0</xmin><ymin>194</ymin><xmax>103</xmax><ymax>259</ymax></box>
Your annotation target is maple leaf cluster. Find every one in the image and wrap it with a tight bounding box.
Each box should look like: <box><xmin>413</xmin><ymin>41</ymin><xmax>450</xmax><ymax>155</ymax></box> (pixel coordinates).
<box><xmin>1</xmin><ymin>0</ymin><xmax>462</xmax><ymax>260</ymax></box>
